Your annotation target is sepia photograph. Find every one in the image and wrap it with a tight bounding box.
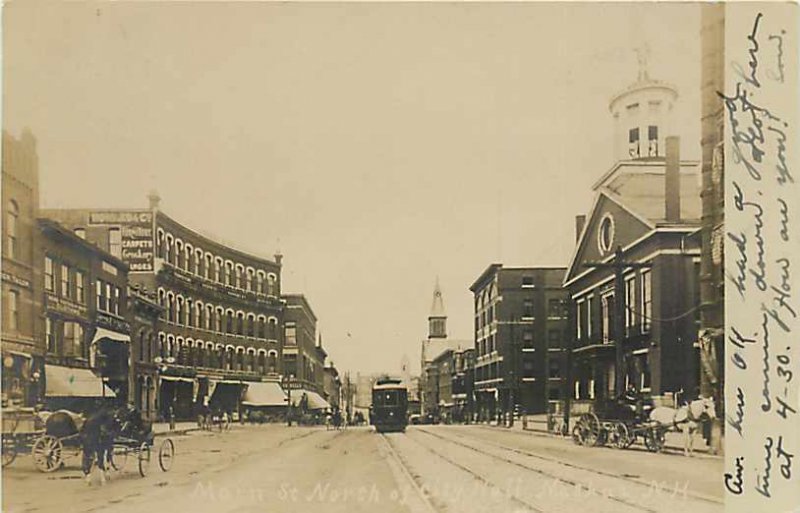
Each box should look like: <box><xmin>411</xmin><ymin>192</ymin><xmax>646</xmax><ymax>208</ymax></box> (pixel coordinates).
<box><xmin>1</xmin><ymin>2</ymin><xmax>797</xmax><ymax>513</ymax></box>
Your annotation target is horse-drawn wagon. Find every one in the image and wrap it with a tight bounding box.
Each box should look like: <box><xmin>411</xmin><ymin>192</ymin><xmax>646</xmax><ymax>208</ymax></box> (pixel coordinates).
<box><xmin>571</xmin><ymin>393</ymin><xmax>717</xmax><ymax>456</ymax></box>
<box><xmin>2</xmin><ymin>407</ymin><xmax>46</xmax><ymax>468</ymax></box>
<box><xmin>3</xmin><ymin>406</ymin><xmax>174</xmax><ymax>476</ymax></box>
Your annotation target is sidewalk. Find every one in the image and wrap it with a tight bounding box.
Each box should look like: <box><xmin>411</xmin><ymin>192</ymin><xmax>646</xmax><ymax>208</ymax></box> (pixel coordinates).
<box><xmin>152</xmin><ymin>421</ymin><xmax>201</xmax><ymax>436</ymax></box>
<box><xmin>480</xmin><ymin>414</ymin><xmax>720</xmax><ymax>457</ymax></box>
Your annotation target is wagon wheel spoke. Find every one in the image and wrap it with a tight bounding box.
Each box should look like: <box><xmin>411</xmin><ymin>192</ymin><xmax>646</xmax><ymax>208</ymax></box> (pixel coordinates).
<box><xmin>32</xmin><ymin>436</ymin><xmax>63</xmax><ymax>473</ymax></box>
<box><xmin>110</xmin><ymin>445</ymin><xmax>129</xmax><ymax>472</ymax></box>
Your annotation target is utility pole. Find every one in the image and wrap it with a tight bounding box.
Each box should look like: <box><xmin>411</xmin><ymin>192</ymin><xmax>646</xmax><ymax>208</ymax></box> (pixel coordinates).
<box><xmin>584</xmin><ymin>246</ymin><xmax>651</xmax><ymax>397</ymax></box>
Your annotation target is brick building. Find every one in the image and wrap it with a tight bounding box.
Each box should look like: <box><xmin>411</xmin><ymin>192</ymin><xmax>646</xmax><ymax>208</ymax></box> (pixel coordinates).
<box><xmin>1</xmin><ymin>130</ymin><xmax>41</xmax><ymax>407</ymax></box>
<box><xmin>471</xmin><ymin>265</ymin><xmax>568</xmax><ymax>420</ymax></box>
<box><xmin>43</xmin><ymin>194</ymin><xmax>286</xmax><ymax>420</ymax></box>
<box><xmin>38</xmin><ymin>219</ymin><xmax>131</xmax><ymax>412</ymax></box>
<box><xmin>564</xmin><ymin>65</ymin><xmax>702</xmax><ymax>412</ymax></box>
<box><xmin>281</xmin><ymin>294</ymin><xmax>329</xmax><ymax>411</ymax></box>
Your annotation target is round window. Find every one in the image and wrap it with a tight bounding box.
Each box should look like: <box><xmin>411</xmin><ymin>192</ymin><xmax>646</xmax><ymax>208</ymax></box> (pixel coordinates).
<box><xmin>598</xmin><ymin>214</ymin><xmax>615</xmax><ymax>254</ymax></box>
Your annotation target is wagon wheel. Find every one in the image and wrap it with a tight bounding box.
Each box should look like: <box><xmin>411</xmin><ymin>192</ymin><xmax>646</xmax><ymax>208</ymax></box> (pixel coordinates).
<box><xmin>610</xmin><ymin>422</ymin><xmax>630</xmax><ymax>450</ymax></box>
<box><xmin>580</xmin><ymin>413</ymin><xmax>602</xmax><ymax>446</ymax></box>
<box><xmin>158</xmin><ymin>439</ymin><xmax>175</xmax><ymax>472</ymax></box>
<box><xmin>644</xmin><ymin>426</ymin><xmax>666</xmax><ymax>453</ymax></box>
<box><xmin>137</xmin><ymin>442</ymin><xmax>151</xmax><ymax>477</ymax></box>
<box><xmin>2</xmin><ymin>435</ymin><xmax>18</xmax><ymax>467</ymax></box>
<box><xmin>110</xmin><ymin>445</ymin><xmax>129</xmax><ymax>472</ymax></box>
<box><xmin>32</xmin><ymin>435</ymin><xmax>63</xmax><ymax>473</ymax></box>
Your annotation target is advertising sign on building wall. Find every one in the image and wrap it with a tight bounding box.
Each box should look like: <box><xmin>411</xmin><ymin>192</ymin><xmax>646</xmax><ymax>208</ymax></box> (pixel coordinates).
<box><xmin>88</xmin><ymin>211</ymin><xmax>154</xmax><ymax>272</ymax></box>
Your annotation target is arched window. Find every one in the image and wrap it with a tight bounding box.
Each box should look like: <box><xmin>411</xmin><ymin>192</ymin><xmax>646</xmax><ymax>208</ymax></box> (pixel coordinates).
<box><xmin>267</xmin><ymin>274</ymin><xmax>277</xmax><ymax>296</ymax></box>
<box><xmin>235</xmin><ymin>265</ymin><xmax>243</xmax><ymax>289</ymax></box>
<box><xmin>258</xmin><ymin>351</ymin><xmax>267</xmax><ymax>374</ymax></box>
<box><xmin>225</xmin><ymin>347</ymin><xmax>234</xmax><ymax>370</ymax></box>
<box><xmin>205</xmin><ymin>254</ymin><xmax>213</xmax><ymax>280</ymax></box>
<box><xmin>195</xmin><ymin>249</ymin><xmax>203</xmax><ymax>275</ymax></box>
<box><xmin>247</xmin><ymin>314</ymin><xmax>255</xmax><ymax>338</ymax></box>
<box><xmin>237</xmin><ymin>312</ymin><xmax>245</xmax><ymax>336</ymax></box>
<box><xmin>225</xmin><ymin>262</ymin><xmax>233</xmax><ymax>286</ymax></box>
<box><xmin>256</xmin><ymin>272</ymin><xmax>265</xmax><ymax>294</ymax></box>
<box><xmin>167</xmin><ymin>335</ymin><xmax>175</xmax><ymax>358</ymax></box>
<box><xmin>156</xmin><ymin>230</ymin><xmax>165</xmax><ymax>259</ymax></box>
<box><xmin>165</xmin><ymin>235</ymin><xmax>174</xmax><ymax>265</ymax></box>
<box><xmin>215</xmin><ymin>258</ymin><xmax>223</xmax><ymax>282</ymax></box>
<box><xmin>246</xmin><ymin>269</ymin><xmax>254</xmax><ymax>292</ymax></box>
<box><xmin>226</xmin><ymin>310</ymin><xmax>234</xmax><ymax>334</ymax></box>
<box><xmin>246</xmin><ymin>349</ymin><xmax>256</xmax><ymax>372</ymax></box>
<box><xmin>159</xmin><ymin>333</ymin><xmax>166</xmax><ymax>358</ymax></box>
<box><xmin>267</xmin><ymin>350</ymin><xmax>278</xmax><ymax>374</ymax></box>
<box><xmin>268</xmin><ymin>318</ymin><xmax>277</xmax><ymax>339</ymax></box>
<box><xmin>176</xmin><ymin>297</ymin><xmax>184</xmax><ymax>325</ymax></box>
<box><xmin>185</xmin><ymin>245</ymin><xmax>193</xmax><ymax>273</ymax></box>
<box><xmin>237</xmin><ymin>348</ymin><xmax>245</xmax><ymax>371</ymax></box>
<box><xmin>257</xmin><ymin>316</ymin><xmax>266</xmax><ymax>339</ymax></box>
<box><xmin>216</xmin><ymin>308</ymin><xmax>224</xmax><ymax>332</ymax></box>
<box><xmin>175</xmin><ymin>240</ymin><xmax>184</xmax><ymax>269</ymax></box>
<box><xmin>206</xmin><ymin>304</ymin><xmax>213</xmax><ymax>330</ymax></box>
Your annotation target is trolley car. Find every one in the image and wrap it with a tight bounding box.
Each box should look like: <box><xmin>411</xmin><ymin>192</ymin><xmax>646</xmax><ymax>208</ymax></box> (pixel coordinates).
<box><xmin>370</xmin><ymin>377</ymin><xmax>408</xmax><ymax>433</ymax></box>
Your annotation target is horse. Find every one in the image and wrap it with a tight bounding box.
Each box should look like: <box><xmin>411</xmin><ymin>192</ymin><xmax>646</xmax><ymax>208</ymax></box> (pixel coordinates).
<box><xmin>649</xmin><ymin>396</ymin><xmax>716</xmax><ymax>457</ymax></box>
<box><xmin>80</xmin><ymin>406</ymin><xmax>122</xmax><ymax>485</ymax></box>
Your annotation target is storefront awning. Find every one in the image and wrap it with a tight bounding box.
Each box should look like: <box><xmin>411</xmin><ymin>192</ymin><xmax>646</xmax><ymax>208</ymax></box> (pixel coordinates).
<box><xmin>160</xmin><ymin>376</ymin><xmax>195</xmax><ymax>383</ymax></box>
<box><xmin>290</xmin><ymin>389</ymin><xmax>330</xmax><ymax>410</ymax></box>
<box><xmin>91</xmin><ymin>327</ymin><xmax>131</xmax><ymax>345</ymax></box>
<box><xmin>45</xmin><ymin>365</ymin><xmax>116</xmax><ymax>398</ymax></box>
<box><xmin>241</xmin><ymin>382</ymin><xmax>287</xmax><ymax>407</ymax></box>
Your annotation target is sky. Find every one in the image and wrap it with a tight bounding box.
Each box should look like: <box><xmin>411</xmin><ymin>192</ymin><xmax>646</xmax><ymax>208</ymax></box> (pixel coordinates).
<box><xmin>3</xmin><ymin>1</ymin><xmax>701</xmax><ymax>376</ymax></box>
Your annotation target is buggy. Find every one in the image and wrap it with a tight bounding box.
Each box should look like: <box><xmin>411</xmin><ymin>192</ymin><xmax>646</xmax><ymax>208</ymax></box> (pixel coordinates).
<box><xmin>571</xmin><ymin>392</ymin><xmax>667</xmax><ymax>452</ymax></box>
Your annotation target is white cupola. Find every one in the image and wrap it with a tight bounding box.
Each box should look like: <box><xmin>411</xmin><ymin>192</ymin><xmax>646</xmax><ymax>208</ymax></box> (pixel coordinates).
<box><xmin>609</xmin><ymin>45</ymin><xmax>678</xmax><ymax>162</ymax></box>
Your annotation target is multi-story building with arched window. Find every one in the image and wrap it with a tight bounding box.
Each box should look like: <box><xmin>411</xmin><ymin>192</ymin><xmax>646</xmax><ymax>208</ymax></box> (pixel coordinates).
<box><xmin>42</xmin><ymin>193</ymin><xmax>285</xmax><ymax>420</ymax></box>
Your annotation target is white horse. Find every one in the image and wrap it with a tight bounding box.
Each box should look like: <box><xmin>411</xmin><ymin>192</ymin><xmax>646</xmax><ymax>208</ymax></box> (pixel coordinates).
<box><xmin>649</xmin><ymin>396</ymin><xmax>716</xmax><ymax>456</ymax></box>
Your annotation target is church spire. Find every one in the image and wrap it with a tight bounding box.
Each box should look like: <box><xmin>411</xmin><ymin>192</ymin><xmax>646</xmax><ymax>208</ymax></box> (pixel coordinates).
<box><xmin>428</xmin><ymin>277</ymin><xmax>447</xmax><ymax>339</ymax></box>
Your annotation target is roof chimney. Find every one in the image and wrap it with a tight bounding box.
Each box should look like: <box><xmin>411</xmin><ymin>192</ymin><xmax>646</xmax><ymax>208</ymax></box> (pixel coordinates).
<box><xmin>665</xmin><ymin>136</ymin><xmax>680</xmax><ymax>222</ymax></box>
<box><xmin>575</xmin><ymin>215</ymin><xmax>586</xmax><ymax>242</ymax></box>
<box><xmin>274</xmin><ymin>251</ymin><xmax>283</xmax><ymax>265</ymax></box>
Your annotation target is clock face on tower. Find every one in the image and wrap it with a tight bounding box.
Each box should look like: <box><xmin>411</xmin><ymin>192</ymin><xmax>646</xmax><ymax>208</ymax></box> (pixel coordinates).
<box><xmin>598</xmin><ymin>213</ymin><xmax>615</xmax><ymax>255</ymax></box>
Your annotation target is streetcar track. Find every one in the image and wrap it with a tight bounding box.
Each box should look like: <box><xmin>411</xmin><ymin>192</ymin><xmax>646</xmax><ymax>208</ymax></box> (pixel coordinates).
<box><xmin>435</xmin><ymin>426</ymin><xmax>723</xmax><ymax>506</ymax></box>
<box><xmin>414</xmin><ymin>427</ymin><xmax>661</xmax><ymax>513</ymax></box>
<box><xmin>392</xmin><ymin>431</ymin><xmax>548</xmax><ymax>513</ymax></box>
<box><xmin>377</xmin><ymin>434</ymin><xmax>440</xmax><ymax>513</ymax></box>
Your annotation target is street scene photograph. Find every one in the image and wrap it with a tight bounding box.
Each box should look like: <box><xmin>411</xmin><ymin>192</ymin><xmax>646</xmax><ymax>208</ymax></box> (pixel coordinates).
<box><xmin>2</xmin><ymin>2</ymin><xmax>798</xmax><ymax>513</ymax></box>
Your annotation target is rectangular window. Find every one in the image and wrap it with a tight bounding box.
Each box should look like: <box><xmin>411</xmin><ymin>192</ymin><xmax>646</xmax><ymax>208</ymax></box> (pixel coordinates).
<box><xmin>8</xmin><ymin>290</ymin><xmax>19</xmax><ymax>331</ymax></box>
<box><xmin>523</xmin><ymin>299</ymin><xmax>534</xmax><ymax>318</ymax></box>
<box><xmin>106</xmin><ymin>283</ymin><xmax>113</xmax><ymax>313</ymax></box>
<box><xmin>45</xmin><ymin>257</ymin><xmax>55</xmax><ymax>291</ymax></box>
<box><xmin>547</xmin><ymin>329</ymin><xmax>561</xmax><ymax>347</ymax></box>
<box><xmin>285</xmin><ymin>326</ymin><xmax>297</xmax><ymax>346</ymax></box>
<box><xmin>113</xmin><ymin>287</ymin><xmax>120</xmax><ymax>315</ymax></box>
<box><xmin>548</xmin><ymin>298</ymin><xmax>562</xmax><ymax>318</ymax></box>
<box><xmin>523</xmin><ymin>330</ymin><xmax>534</xmax><ymax>348</ymax></box>
<box><xmin>96</xmin><ymin>279</ymin><xmax>105</xmax><ymax>311</ymax></box>
<box><xmin>628</xmin><ymin>128</ymin><xmax>640</xmax><ymax>158</ymax></box>
<box><xmin>601</xmin><ymin>293</ymin><xmax>615</xmax><ymax>343</ymax></box>
<box><xmin>522</xmin><ymin>276</ymin><xmax>534</xmax><ymax>288</ymax></box>
<box><xmin>46</xmin><ymin>317</ymin><xmax>56</xmax><ymax>353</ymax></box>
<box><xmin>576</xmin><ymin>300</ymin><xmax>584</xmax><ymax>340</ymax></box>
<box><xmin>108</xmin><ymin>228</ymin><xmax>122</xmax><ymax>258</ymax></box>
<box><xmin>75</xmin><ymin>271</ymin><xmax>85</xmax><ymax>304</ymax></box>
<box><xmin>648</xmin><ymin>125</ymin><xmax>659</xmax><ymax>156</ymax></box>
<box><xmin>548</xmin><ymin>360</ymin><xmax>561</xmax><ymax>378</ymax></box>
<box><xmin>625</xmin><ymin>275</ymin><xmax>636</xmax><ymax>332</ymax></box>
<box><xmin>61</xmin><ymin>264</ymin><xmax>70</xmax><ymax>298</ymax></box>
<box><xmin>63</xmin><ymin>322</ymin><xmax>75</xmax><ymax>355</ymax></box>
<box><xmin>586</xmin><ymin>296</ymin><xmax>594</xmax><ymax>338</ymax></box>
<box><xmin>641</xmin><ymin>270</ymin><xmax>652</xmax><ymax>333</ymax></box>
